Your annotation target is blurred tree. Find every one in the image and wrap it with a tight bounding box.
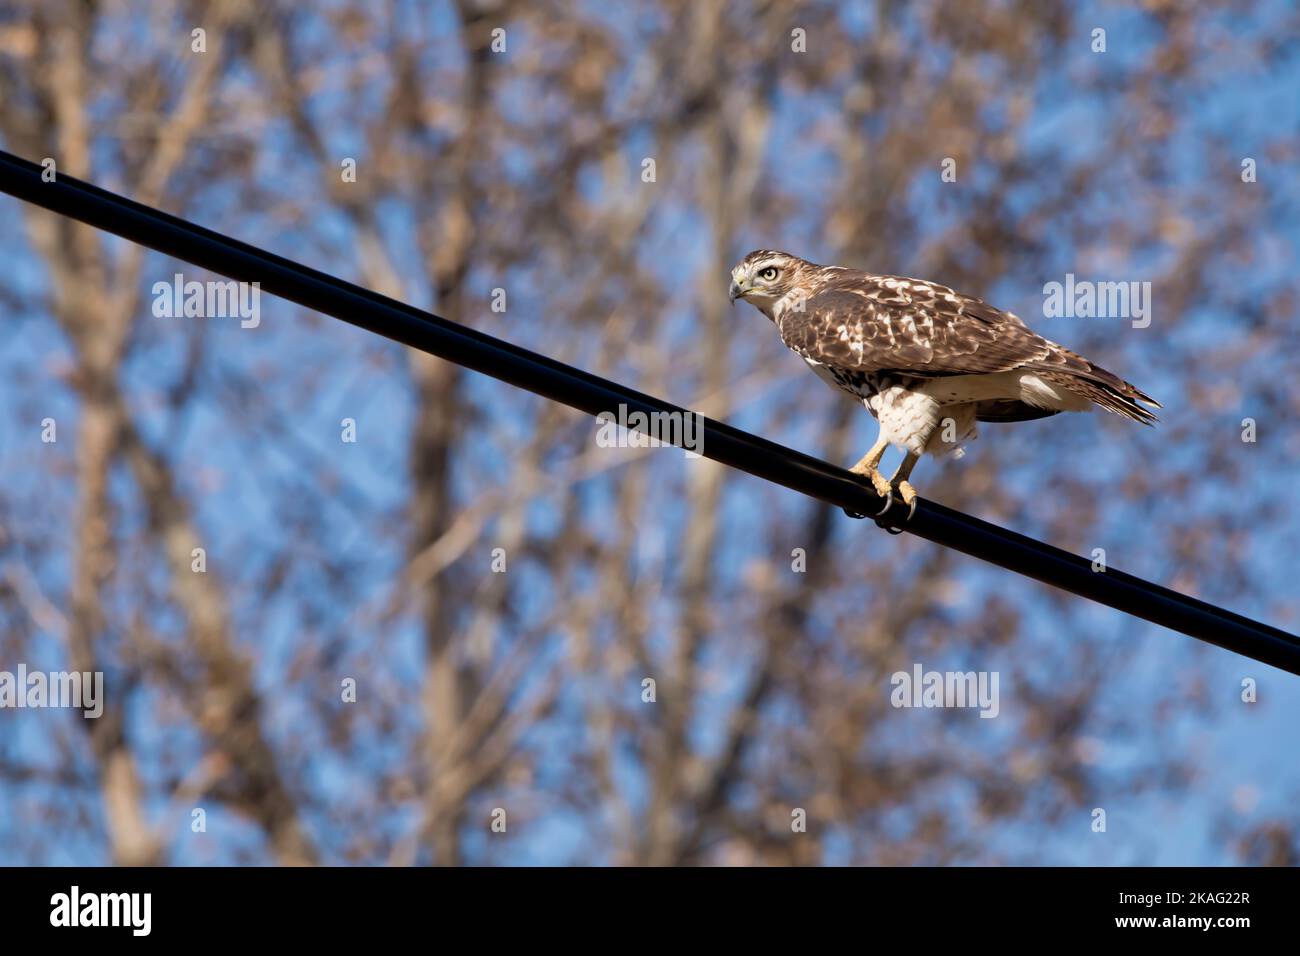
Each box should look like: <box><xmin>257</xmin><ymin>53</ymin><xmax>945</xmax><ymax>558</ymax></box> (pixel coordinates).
<box><xmin>0</xmin><ymin>0</ymin><xmax>1296</xmax><ymax>865</ymax></box>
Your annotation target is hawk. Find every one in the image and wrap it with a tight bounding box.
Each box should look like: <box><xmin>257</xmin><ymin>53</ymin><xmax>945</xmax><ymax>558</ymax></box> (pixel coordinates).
<box><xmin>728</xmin><ymin>250</ymin><xmax>1159</xmax><ymax>514</ymax></box>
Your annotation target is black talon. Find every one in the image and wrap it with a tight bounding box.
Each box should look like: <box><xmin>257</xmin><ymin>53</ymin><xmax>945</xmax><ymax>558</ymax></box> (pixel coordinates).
<box><xmin>874</xmin><ymin>490</ymin><xmax>918</xmax><ymax>534</ymax></box>
<box><xmin>845</xmin><ymin>486</ymin><xmax>895</xmax><ymax>521</ymax></box>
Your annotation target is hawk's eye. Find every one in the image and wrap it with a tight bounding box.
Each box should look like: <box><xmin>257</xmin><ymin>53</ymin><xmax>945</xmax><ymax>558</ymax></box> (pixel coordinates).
<box><xmin>758</xmin><ymin>266</ymin><xmax>779</xmax><ymax>281</ymax></box>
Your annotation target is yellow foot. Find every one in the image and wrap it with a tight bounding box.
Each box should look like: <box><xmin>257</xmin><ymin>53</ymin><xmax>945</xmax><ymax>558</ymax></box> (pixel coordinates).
<box><xmin>895</xmin><ymin>480</ymin><xmax>917</xmax><ymax>507</ymax></box>
<box><xmin>843</xmin><ymin>464</ymin><xmax>893</xmax><ymax>518</ymax></box>
<box><xmin>849</xmin><ymin>464</ymin><xmax>893</xmax><ymax>499</ymax></box>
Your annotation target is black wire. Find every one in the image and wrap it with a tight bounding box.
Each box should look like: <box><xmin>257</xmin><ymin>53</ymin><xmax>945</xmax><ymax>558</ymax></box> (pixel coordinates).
<box><xmin>2</xmin><ymin>148</ymin><xmax>1297</xmax><ymax>675</ymax></box>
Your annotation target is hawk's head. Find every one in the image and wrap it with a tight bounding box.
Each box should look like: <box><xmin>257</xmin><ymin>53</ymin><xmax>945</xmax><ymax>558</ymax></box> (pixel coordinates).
<box><xmin>729</xmin><ymin>250</ymin><xmax>812</xmax><ymax>317</ymax></box>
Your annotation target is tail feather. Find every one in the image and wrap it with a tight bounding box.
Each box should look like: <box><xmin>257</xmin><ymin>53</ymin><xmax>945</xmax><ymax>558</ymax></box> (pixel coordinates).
<box><xmin>1036</xmin><ymin>365</ymin><xmax>1160</xmax><ymax>425</ymax></box>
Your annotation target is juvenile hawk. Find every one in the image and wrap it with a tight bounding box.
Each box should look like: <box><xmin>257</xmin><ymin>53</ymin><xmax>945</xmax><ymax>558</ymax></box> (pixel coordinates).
<box><xmin>728</xmin><ymin>250</ymin><xmax>1159</xmax><ymax>513</ymax></box>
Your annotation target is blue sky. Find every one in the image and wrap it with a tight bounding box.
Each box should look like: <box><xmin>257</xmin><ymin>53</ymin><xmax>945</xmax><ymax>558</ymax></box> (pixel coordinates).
<box><xmin>1</xmin><ymin>0</ymin><xmax>1299</xmax><ymax>865</ymax></box>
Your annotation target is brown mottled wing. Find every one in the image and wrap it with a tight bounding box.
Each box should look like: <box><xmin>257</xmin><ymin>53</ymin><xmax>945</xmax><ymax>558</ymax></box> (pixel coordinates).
<box><xmin>776</xmin><ymin>269</ymin><xmax>1159</xmax><ymax>424</ymax></box>
<box><xmin>776</xmin><ymin>271</ymin><xmax>1065</xmax><ymax>378</ymax></box>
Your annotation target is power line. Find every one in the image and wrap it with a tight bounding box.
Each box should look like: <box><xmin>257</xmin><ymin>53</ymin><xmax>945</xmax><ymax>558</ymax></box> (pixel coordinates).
<box><xmin>2</xmin><ymin>147</ymin><xmax>1297</xmax><ymax>675</ymax></box>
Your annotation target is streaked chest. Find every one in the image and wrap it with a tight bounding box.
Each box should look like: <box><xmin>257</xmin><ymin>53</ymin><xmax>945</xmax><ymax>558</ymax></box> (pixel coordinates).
<box><xmin>801</xmin><ymin>356</ymin><xmax>889</xmax><ymax>408</ymax></box>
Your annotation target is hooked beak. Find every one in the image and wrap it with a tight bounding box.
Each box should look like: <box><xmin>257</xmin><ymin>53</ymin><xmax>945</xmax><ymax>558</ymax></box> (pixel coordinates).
<box><xmin>729</xmin><ymin>277</ymin><xmax>747</xmax><ymax>302</ymax></box>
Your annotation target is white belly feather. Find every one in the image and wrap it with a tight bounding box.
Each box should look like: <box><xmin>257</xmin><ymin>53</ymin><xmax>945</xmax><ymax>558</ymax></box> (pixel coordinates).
<box><xmin>800</xmin><ymin>354</ymin><xmax>1090</xmax><ymax>459</ymax></box>
<box><xmin>870</xmin><ymin>386</ymin><xmax>964</xmax><ymax>457</ymax></box>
